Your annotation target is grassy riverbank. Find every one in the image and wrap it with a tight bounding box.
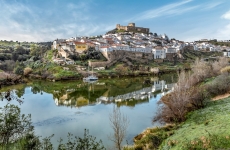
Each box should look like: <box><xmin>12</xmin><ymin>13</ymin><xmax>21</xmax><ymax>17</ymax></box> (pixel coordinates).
<box><xmin>161</xmin><ymin>97</ymin><xmax>230</xmax><ymax>149</ymax></box>
<box><xmin>125</xmin><ymin>58</ymin><xmax>230</xmax><ymax>150</ymax></box>
<box><xmin>125</xmin><ymin>97</ymin><xmax>230</xmax><ymax>150</ymax></box>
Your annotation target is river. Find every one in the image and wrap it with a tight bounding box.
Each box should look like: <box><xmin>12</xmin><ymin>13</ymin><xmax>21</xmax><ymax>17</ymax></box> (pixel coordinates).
<box><xmin>0</xmin><ymin>74</ymin><xmax>176</xmax><ymax>149</ymax></box>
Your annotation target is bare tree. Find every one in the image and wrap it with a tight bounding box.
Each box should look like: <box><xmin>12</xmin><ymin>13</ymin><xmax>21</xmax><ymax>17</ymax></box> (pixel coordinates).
<box><xmin>155</xmin><ymin>71</ymin><xmax>208</xmax><ymax>123</ymax></box>
<box><xmin>191</xmin><ymin>58</ymin><xmax>212</xmax><ymax>83</ymax></box>
<box><xmin>108</xmin><ymin>106</ymin><xmax>129</xmax><ymax>150</ymax></box>
<box><xmin>212</xmin><ymin>57</ymin><xmax>229</xmax><ymax>75</ymax></box>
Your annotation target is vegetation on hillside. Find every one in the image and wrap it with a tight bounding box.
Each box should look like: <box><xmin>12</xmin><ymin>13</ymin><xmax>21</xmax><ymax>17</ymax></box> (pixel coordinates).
<box><xmin>125</xmin><ymin>57</ymin><xmax>230</xmax><ymax>149</ymax></box>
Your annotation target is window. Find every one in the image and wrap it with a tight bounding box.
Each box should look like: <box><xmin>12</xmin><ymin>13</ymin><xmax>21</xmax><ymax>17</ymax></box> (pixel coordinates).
<box><xmin>82</xmin><ymin>46</ymin><xmax>86</xmax><ymax>48</ymax></box>
<box><xmin>77</xmin><ymin>46</ymin><xmax>81</xmax><ymax>48</ymax></box>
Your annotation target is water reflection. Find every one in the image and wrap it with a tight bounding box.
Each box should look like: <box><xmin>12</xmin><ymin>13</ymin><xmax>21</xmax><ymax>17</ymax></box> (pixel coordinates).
<box><xmin>0</xmin><ymin>76</ymin><xmax>176</xmax><ymax>148</ymax></box>
<box><xmin>51</xmin><ymin>78</ymin><xmax>175</xmax><ymax>108</ymax></box>
<box><xmin>0</xmin><ymin>77</ymin><xmax>176</xmax><ymax>109</ymax></box>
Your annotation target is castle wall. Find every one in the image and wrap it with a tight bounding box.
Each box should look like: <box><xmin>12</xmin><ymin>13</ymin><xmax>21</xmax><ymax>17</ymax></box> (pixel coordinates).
<box><xmin>116</xmin><ymin>23</ymin><xmax>149</xmax><ymax>34</ymax></box>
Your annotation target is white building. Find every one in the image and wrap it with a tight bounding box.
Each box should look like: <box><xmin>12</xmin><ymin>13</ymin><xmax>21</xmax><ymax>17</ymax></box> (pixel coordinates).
<box><xmin>152</xmin><ymin>47</ymin><xmax>166</xmax><ymax>59</ymax></box>
<box><xmin>223</xmin><ymin>51</ymin><xmax>230</xmax><ymax>57</ymax></box>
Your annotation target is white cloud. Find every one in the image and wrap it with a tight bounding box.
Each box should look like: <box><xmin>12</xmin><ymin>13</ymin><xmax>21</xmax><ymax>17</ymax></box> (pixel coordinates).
<box><xmin>0</xmin><ymin>0</ymin><xmax>110</xmax><ymax>42</ymax></box>
<box><xmin>128</xmin><ymin>0</ymin><xmax>193</xmax><ymax>21</ymax></box>
<box><xmin>217</xmin><ymin>10</ymin><xmax>230</xmax><ymax>40</ymax></box>
<box><xmin>202</xmin><ymin>2</ymin><xmax>222</xmax><ymax>10</ymax></box>
<box><xmin>221</xmin><ymin>10</ymin><xmax>230</xmax><ymax>20</ymax></box>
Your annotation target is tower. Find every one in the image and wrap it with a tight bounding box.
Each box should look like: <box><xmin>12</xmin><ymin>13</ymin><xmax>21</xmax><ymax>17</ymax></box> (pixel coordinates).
<box><xmin>128</xmin><ymin>23</ymin><xmax>135</xmax><ymax>27</ymax></box>
<box><xmin>116</xmin><ymin>24</ymin><xmax>120</xmax><ymax>29</ymax></box>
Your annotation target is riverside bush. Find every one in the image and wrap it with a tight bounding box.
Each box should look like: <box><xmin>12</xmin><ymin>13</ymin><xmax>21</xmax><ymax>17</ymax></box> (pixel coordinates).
<box><xmin>155</xmin><ymin>71</ymin><xmax>208</xmax><ymax>123</ymax></box>
<box><xmin>205</xmin><ymin>73</ymin><xmax>230</xmax><ymax>96</ymax></box>
<box><xmin>221</xmin><ymin>66</ymin><xmax>230</xmax><ymax>74</ymax></box>
<box><xmin>155</xmin><ymin>57</ymin><xmax>229</xmax><ymax>124</ymax></box>
<box><xmin>23</xmin><ymin>67</ymin><xmax>32</xmax><ymax>76</ymax></box>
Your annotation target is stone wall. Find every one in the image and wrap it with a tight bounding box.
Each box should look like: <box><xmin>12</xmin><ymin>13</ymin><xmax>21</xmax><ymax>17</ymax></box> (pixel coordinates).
<box><xmin>154</xmin><ymin>59</ymin><xmax>164</xmax><ymax>63</ymax></box>
<box><xmin>166</xmin><ymin>53</ymin><xmax>176</xmax><ymax>61</ymax></box>
<box><xmin>90</xmin><ymin>50</ymin><xmax>154</xmax><ymax>68</ymax></box>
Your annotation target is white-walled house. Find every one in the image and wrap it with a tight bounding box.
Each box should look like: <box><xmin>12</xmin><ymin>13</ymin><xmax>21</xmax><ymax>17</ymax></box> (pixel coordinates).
<box><xmin>223</xmin><ymin>51</ymin><xmax>230</xmax><ymax>57</ymax></box>
<box><xmin>164</xmin><ymin>47</ymin><xmax>176</xmax><ymax>53</ymax></box>
<box><xmin>152</xmin><ymin>47</ymin><xmax>166</xmax><ymax>59</ymax></box>
<box><xmin>53</xmin><ymin>39</ymin><xmax>66</xmax><ymax>49</ymax></box>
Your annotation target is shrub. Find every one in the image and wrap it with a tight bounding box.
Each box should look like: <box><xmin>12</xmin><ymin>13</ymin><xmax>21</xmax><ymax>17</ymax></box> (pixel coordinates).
<box><xmin>191</xmin><ymin>58</ymin><xmax>212</xmax><ymax>83</ymax></box>
<box><xmin>205</xmin><ymin>73</ymin><xmax>230</xmax><ymax>96</ymax></box>
<box><xmin>155</xmin><ymin>71</ymin><xmax>208</xmax><ymax>123</ymax></box>
<box><xmin>221</xmin><ymin>66</ymin><xmax>230</xmax><ymax>74</ymax></box>
<box><xmin>212</xmin><ymin>57</ymin><xmax>229</xmax><ymax>75</ymax></box>
<box><xmin>23</xmin><ymin>67</ymin><xmax>32</xmax><ymax>76</ymax></box>
<box><xmin>14</xmin><ymin>66</ymin><xmax>24</xmax><ymax>75</ymax></box>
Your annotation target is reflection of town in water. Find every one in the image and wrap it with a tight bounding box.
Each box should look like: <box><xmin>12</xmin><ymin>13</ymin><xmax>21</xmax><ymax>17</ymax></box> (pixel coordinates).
<box><xmin>52</xmin><ymin>78</ymin><xmax>175</xmax><ymax>108</ymax></box>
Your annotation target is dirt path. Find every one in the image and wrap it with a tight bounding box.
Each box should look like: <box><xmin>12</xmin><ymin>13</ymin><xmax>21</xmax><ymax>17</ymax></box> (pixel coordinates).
<box><xmin>212</xmin><ymin>92</ymin><xmax>230</xmax><ymax>101</ymax></box>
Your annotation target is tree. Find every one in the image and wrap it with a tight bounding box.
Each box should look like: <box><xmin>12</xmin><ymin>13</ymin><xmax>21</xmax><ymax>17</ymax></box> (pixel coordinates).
<box><xmin>0</xmin><ymin>104</ymin><xmax>34</xmax><ymax>145</ymax></box>
<box><xmin>108</xmin><ymin>106</ymin><xmax>129</xmax><ymax>150</ymax></box>
<box><xmin>58</xmin><ymin>129</ymin><xmax>105</xmax><ymax>150</ymax></box>
<box><xmin>14</xmin><ymin>65</ymin><xmax>25</xmax><ymax>75</ymax></box>
<box><xmin>11</xmin><ymin>52</ymin><xmax>19</xmax><ymax>61</ymax></box>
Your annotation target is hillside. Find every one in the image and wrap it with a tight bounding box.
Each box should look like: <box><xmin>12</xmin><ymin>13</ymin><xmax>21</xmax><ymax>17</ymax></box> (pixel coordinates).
<box><xmin>125</xmin><ymin>97</ymin><xmax>230</xmax><ymax>150</ymax></box>
<box><xmin>160</xmin><ymin>97</ymin><xmax>230</xmax><ymax>149</ymax></box>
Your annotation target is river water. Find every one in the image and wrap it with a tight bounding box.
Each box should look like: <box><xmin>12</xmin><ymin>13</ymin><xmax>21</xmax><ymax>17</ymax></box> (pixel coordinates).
<box><xmin>0</xmin><ymin>75</ymin><xmax>176</xmax><ymax>149</ymax></box>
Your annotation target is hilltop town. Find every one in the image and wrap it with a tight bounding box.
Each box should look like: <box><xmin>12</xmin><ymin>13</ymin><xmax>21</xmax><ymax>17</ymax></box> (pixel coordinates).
<box><xmin>0</xmin><ymin>23</ymin><xmax>230</xmax><ymax>83</ymax></box>
<box><xmin>52</xmin><ymin>23</ymin><xmax>230</xmax><ymax>70</ymax></box>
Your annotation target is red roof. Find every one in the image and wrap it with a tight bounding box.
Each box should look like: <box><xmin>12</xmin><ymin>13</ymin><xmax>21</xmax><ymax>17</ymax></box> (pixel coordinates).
<box><xmin>74</xmin><ymin>42</ymin><xmax>86</xmax><ymax>44</ymax></box>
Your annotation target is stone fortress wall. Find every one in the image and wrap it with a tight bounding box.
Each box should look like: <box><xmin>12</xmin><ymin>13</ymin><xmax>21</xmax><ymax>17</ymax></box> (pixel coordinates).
<box><xmin>116</xmin><ymin>23</ymin><xmax>149</xmax><ymax>34</ymax></box>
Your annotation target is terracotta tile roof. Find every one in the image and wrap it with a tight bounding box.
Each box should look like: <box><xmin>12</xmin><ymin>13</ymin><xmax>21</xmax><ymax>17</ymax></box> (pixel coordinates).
<box><xmin>100</xmin><ymin>46</ymin><xmax>109</xmax><ymax>48</ymax></box>
<box><xmin>74</xmin><ymin>42</ymin><xmax>86</xmax><ymax>44</ymax></box>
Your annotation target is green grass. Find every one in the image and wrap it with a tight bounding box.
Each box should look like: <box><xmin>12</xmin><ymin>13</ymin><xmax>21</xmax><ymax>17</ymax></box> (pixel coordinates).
<box><xmin>127</xmin><ymin>97</ymin><xmax>230</xmax><ymax>150</ymax></box>
<box><xmin>46</xmin><ymin>50</ymin><xmax>55</xmax><ymax>61</ymax></box>
<box><xmin>160</xmin><ymin>97</ymin><xmax>230</xmax><ymax>149</ymax></box>
<box><xmin>54</xmin><ymin>70</ymin><xmax>79</xmax><ymax>78</ymax></box>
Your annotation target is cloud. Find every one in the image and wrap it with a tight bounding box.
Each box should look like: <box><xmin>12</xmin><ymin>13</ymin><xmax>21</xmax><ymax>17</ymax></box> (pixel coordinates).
<box><xmin>202</xmin><ymin>2</ymin><xmax>223</xmax><ymax>10</ymax></box>
<box><xmin>216</xmin><ymin>10</ymin><xmax>230</xmax><ymax>40</ymax></box>
<box><xmin>128</xmin><ymin>0</ymin><xmax>193</xmax><ymax>21</ymax></box>
<box><xmin>0</xmin><ymin>0</ymin><xmax>111</xmax><ymax>42</ymax></box>
<box><xmin>221</xmin><ymin>10</ymin><xmax>230</xmax><ymax>20</ymax></box>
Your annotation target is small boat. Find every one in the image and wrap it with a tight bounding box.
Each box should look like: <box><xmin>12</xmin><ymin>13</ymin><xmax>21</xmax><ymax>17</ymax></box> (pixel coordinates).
<box><xmin>83</xmin><ymin>66</ymin><xmax>98</xmax><ymax>81</ymax></box>
<box><xmin>83</xmin><ymin>75</ymin><xmax>98</xmax><ymax>81</ymax></box>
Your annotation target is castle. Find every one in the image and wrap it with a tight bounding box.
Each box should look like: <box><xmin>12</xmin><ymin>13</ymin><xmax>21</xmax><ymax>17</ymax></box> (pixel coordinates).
<box><xmin>116</xmin><ymin>23</ymin><xmax>149</xmax><ymax>34</ymax></box>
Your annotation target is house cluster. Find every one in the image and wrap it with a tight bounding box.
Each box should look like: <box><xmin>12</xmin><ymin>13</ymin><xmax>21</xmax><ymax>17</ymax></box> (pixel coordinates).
<box><xmin>52</xmin><ymin>23</ymin><xmax>230</xmax><ymax>64</ymax></box>
<box><xmin>52</xmin><ymin>23</ymin><xmax>187</xmax><ymax>63</ymax></box>
<box><xmin>186</xmin><ymin>42</ymin><xmax>229</xmax><ymax>51</ymax></box>
<box><xmin>184</xmin><ymin>41</ymin><xmax>230</xmax><ymax>57</ymax></box>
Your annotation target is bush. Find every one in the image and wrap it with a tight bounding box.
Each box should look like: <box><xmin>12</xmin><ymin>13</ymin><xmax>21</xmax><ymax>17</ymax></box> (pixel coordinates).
<box><xmin>212</xmin><ymin>57</ymin><xmax>228</xmax><ymax>75</ymax></box>
<box><xmin>155</xmin><ymin>71</ymin><xmax>208</xmax><ymax>123</ymax></box>
<box><xmin>205</xmin><ymin>73</ymin><xmax>230</xmax><ymax>96</ymax></box>
<box><xmin>14</xmin><ymin>66</ymin><xmax>24</xmax><ymax>75</ymax></box>
<box><xmin>23</xmin><ymin>67</ymin><xmax>32</xmax><ymax>76</ymax></box>
<box><xmin>191</xmin><ymin>58</ymin><xmax>212</xmax><ymax>83</ymax></box>
<box><xmin>221</xmin><ymin>66</ymin><xmax>230</xmax><ymax>74</ymax></box>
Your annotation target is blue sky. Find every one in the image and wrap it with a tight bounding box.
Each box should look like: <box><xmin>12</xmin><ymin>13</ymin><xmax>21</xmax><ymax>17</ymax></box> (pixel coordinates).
<box><xmin>0</xmin><ymin>0</ymin><xmax>230</xmax><ymax>42</ymax></box>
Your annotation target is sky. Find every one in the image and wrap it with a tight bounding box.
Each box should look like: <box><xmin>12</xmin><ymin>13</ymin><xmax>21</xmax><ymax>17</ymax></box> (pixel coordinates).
<box><xmin>0</xmin><ymin>0</ymin><xmax>230</xmax><ymax>42</ymax></box>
